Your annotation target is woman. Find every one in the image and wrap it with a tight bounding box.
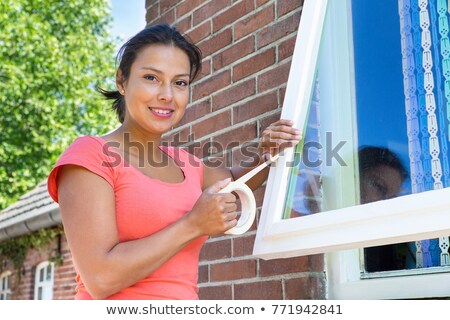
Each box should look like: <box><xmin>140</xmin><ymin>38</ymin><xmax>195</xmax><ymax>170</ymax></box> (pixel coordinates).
<box><xmin>47</xmin><ymin>24</ymin><xmax>301</xmax><ymax>300</ymax></box>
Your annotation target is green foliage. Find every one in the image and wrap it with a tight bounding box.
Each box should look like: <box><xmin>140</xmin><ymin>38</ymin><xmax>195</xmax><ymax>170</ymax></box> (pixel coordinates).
<box><xmin>0</xmin><ymin>0</ymin><xmax>119</xmax><ymax>209</ymax></box>
<box><xmin>0</xmin><ymin>227</ymin><xmax>63</xmax><ymax>272</ymax></box>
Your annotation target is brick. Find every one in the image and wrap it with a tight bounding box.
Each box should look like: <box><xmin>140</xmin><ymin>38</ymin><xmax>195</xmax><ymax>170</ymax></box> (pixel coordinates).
<box><xmin>254</xmin><ymin>187</ymin><xmax>266</xmax><ymax>207</ymax></box>
<box><xmin>152</xmin><ymin>8</ymin><xmax>176</xmax><ymax>25</ymax></box>
<box><xmin>176</xmin><ymin>0</ymin><xmax>205</xmax><ymax>18</ymax></box>
<box><xmin>258</xmin><ymin>62</ymin><xmax>291</xmax><ymax>93</ymax></box>
<box><xmin>186</xmin><ymin>20</ymin><xmax>211</xmax><ymax>43</ymax></box>
<box><xmin>257</xmin><ymin>11</ymin><xmax>301</xmax><ymax>49</ymax></box>
<box><xmin>212</xmin><ymin>0</ymin><xmax>254</xmax><ymax>32</ymax></box>
<box><xmin>233</xmin><ymin>48</ymin><xmax>275</xmax><ymax>81</ymax></box>
<box><xmin>212</xmin><ymin>78</ymin><xmax>256</xmax><ymax>111</ymax></box>
<box><xmin>256</xmin><ymin>0</ymin><xmax>271</xmax><ymax>5</ymax></box>
<box><xmin>260</xmin><ymin>256</ymin><xmax>310</xmax><ymax>276</ymax></box>
<box><xmin>198</xmin><ymin>28</ymin><xmax>233</xmax><ymax>57</ymax></box>
<box><xmin>200</xmin><ymin>239</ymin><xmax>232</xmax><ymax>261</ymax></box>
<box><xmin>184</xmin><ymin>137</ymin><xmax>211</xmax><ymax>160</ymax></box>
<box><xmin>212</xmin><ymin>36</ymin><xmax>255</xmax><ymax>71</ymax></box>
<box><xmin>278</xmin><ymin>35</ymin><xmax>296</xmax><ymax>62</ymax></box>
<box><xmin>196</xmin><ymin>58</ymin><xmax>212</xmax><ymax>81</ymax></box>
<box><xmin>202</xmin><ymin>150</ymin><xmax>232</xmax><ymax>170</ymax></box>
<box><xmin>309</xmin><ymin>254</ymin><xmax>325</xmax><ymax>271</ymax></box>
<box><xmin>193</xmin><ymin>0</ymin><xmax>232</xmax><ymax>26</ymax></box>
<box><xmin>233</xmin><ymin>234</ymin><xmax>256</xmax><ymax>257</ymax></box>
<box><xmin>279</xmin><ymin>86</ymin><xmax>287</xmax><ymax>106</ymax></box>
<box><xmin>161</xmin><ymin>126</ymin><xmax>191</xmax><ymax>147</ymax></box>
<box><xmin>192</xmin><ymin>109</ymin><xmax>232</xmax><ymax>139</ymax></box>
<box><xmin>177</xmin><ymin>98</ymin><xmax>211</xmax><ymax>127</ymax></box>
<box><xmin>213</xmin><ymin>122</ymin><xmax>258</xmax><ymax>150</ymax></box>
<box><xmin>9</xmin><ymin>234</ymin><xmax>78</xmax><ymax>300</ymax></box>
<box><xmin>277</xmin><ymin>0</ymin><xmax>304</xmax><ymax>18</ymax></box>
<box><xmin>160</xmin><ymin>0</ymin><xmax>179</xmax><ymax>14</ymax></box>
<box><xmin>210</xmin><ymin>259</ymin><xmax>257</xmax><ymax>281</ymax></box>
<box><xmin>199</xmin><ymin>284</ymin><xmax>233</xmax><ymax>299</ymax></box>
<box><xmin>234</xmin><ymin>5</ymin><xmax>274</xmax><ymax>40</ymax></box>
<box><xmin>145</xmin><ymin>3</ymin><xmax>159</xmax><ymax>24</ymax></box>
<box><xmin>258</xmin><ymin>112</ymin><xmax>282</xmax><ymax>136</ymax></box>
<box><xmin>233</xmin><ymin>91</ymin><xmax>278</xmax><ymax>124</ymax></box>
<box><xmin>192</xmin><ymin>69</ymin><xmax>231</xmax><ymax>101</ymax></box>
<box><xmin>198</xmin><ymin>264</ymin><xmax>209</xmax><ymax>283</ymax></box>
<box><xmin>174</xmin><ymin>15</ymin><xmax>192</xmax><ymax>34</ymax></box>
<box><xmin>228</xmin><ymin>142</ymin><xmax>259</xmax><ymax>168</ymax></box>
<box><xmin>234</xmin><ymin>280</ymin><xmax>283</xmax><ymax>299</ymax></box>
<box><xmin>284</xmin><ymin>276</ymin><xmax>326</xmax><ymax>299</ymax></box>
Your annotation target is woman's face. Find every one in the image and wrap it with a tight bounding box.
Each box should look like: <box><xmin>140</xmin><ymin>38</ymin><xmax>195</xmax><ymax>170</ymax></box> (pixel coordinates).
<box><xmin>119</xmin><ymin>44</ymin><xmax>191</xmax><ymax>135</ymax></box>
<box><xmin>359</xmin><ymin>165</ymin><xmax>403</xmax><ymax>204</ymax></box>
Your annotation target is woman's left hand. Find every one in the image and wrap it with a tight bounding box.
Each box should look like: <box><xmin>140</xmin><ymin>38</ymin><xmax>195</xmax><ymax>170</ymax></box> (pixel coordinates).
<box><xmin>259</xmin><ymin>119</ymin><xmax>302</xmax><ymax>161</ymax></box>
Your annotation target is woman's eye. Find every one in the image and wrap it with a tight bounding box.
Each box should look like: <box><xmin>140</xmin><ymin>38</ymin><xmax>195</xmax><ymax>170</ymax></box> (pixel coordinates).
<box><xmin>175</xmin><ymin>80</ymin><xmax>189</xmax><ymax>87</ymax></box>
<box><xmin>144</xmin><ymin>75</ymin><xmax>157</xmax><ymax>81</ymax></box>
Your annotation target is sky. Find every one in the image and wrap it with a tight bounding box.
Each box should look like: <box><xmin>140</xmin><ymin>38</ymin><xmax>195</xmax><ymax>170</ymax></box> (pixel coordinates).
<box><xmin>110</xmin><ymin>0</ymin><xmax>147</xmax><ymax>46</ymax></box>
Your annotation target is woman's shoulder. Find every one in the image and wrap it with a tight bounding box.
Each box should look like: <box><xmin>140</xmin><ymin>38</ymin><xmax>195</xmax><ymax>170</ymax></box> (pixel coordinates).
<box><xmin>47</xmin><ymin>136</ymin><xmax>118</xmax><ymax>202</ymax></box>
<box><xmin>69</xmin><ymin>135</ymin><xmax>107</xmax><ymax>150</ymax></box>
<box><xmin>60</xmin><ymin>135</ymin><xmax>118</xmax><ymax>161</ymax></box>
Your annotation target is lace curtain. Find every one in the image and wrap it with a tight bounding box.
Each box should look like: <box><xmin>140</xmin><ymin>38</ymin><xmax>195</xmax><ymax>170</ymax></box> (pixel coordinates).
<box><xmin>399</xmin><ymin>0</ymin><xmax>450</xmax><ymax>267</ymax></box>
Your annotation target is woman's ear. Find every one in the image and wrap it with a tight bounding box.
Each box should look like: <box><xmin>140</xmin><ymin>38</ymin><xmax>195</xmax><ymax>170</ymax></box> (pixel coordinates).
<box><xmin>116</xmin><ymin>69</ymin><xmax>125</xmax><ymax>94</ymax></box>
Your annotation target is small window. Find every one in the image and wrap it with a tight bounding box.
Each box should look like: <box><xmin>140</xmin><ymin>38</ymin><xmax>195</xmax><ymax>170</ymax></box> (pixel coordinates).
<box><xmin>34</xmin><ymin>261</ymin><xmax>54</xmax><ymax>300</ymax></box>
<box><xmin>0</xmin><ymin>271</ymin><xmax>12</xmax><ymax>300</ymax></box>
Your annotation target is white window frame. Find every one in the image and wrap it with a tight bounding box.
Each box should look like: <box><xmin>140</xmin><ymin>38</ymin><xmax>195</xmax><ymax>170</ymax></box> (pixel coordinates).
<box><xmin>253</xmin><ymin>0</ymin><xmax>450</xmax><ymax>299</ymax></box>
<box><xmin>34</xmin><ymin>261</ymin><xmax>54</xmax><ymax>300</ymax></box>
<box><xmin>0</xmin><ymin>271</ymin><xmax>12</xmax><ymax>300</ymax></box>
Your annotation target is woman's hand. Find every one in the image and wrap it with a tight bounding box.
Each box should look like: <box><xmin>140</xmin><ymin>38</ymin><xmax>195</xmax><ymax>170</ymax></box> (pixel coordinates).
<box><xmin>259</xmin><ymin>119</ymin><xmax>302</xmax><ymax>161</ymax></box>
<box><xmin>187</xmin><ymin>178</ymin><xmax>238</xmax><ymax>236</ymax></box>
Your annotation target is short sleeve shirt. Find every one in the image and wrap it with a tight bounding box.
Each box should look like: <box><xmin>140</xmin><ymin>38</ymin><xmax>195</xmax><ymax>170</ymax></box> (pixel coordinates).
<box><xmin>48</xmin><ymin>136</ymin><xmax>207</xmax><ymax>299</ymax></box>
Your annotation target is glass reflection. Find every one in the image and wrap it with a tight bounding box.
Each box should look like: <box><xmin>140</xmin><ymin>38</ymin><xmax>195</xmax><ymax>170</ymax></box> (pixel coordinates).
<box><xmin>282</xmin><ymin>0</ymin><xmax>450</xmax><ymax>272</ymax></box>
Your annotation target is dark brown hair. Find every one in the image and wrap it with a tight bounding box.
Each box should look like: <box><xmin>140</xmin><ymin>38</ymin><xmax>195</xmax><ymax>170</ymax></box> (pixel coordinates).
<box><xmin>98</xmin><ymin>24</ymin><xmax>202</xmax><ymax>123</ymax></box>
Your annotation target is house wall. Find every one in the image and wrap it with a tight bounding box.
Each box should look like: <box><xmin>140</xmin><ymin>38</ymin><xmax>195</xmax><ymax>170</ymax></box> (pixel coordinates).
<box><xmin>6</xmin><ymin>232</ymin><xmax>76</xmax><ymax>300</ymax></box>
<box><xmin>145</xmin><ymin>0</ymin><xmax>326</xmax><ymax>299</ymax></box>
<box><xmin>3</xmin><ymin>0</ymin><xmax>325</xmax><ymax>301</ymax></box>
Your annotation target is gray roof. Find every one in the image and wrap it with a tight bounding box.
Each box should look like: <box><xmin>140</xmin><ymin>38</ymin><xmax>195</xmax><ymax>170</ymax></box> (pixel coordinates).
<box><xmin>0</xmin><ymin>181</ymin><xmax>60</xmax><ymax>242</ymax></box>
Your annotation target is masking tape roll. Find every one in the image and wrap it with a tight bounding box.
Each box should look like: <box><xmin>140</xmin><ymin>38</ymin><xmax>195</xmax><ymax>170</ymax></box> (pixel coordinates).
<box><xmin>219</xmin><ymin>181</ymin><xmax>256</xmax><ymax>235</ymax></box>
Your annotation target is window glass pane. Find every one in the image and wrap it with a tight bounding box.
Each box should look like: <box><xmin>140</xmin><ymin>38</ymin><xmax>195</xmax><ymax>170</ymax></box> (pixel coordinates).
<box><xmin>353</xmin><ymin>0</ymin><xmax>450</xmax><ymax>272</ymax></box>
<box><xmin>283</xmin><ymin>80</ymin><xmax>322</xmax><ymax>218</ymax></box>
<box><xmin>37</xmin><ymin>287</ymin><xmax>42</xmax><ymax>300</ymax></box>
<box><xmin>46</xmin><ymin>265</ymin><xmax>52</xmax><ymax>281</ymax></box>
<box><xmin>282</xmin><ymin>0</ymin><xmax>450</xmax><ymax>272</ymax></box>
<box><xmin>39</xmin><ymin>267</ymin><xmax>44</xmax><ymax>282</ymax></box>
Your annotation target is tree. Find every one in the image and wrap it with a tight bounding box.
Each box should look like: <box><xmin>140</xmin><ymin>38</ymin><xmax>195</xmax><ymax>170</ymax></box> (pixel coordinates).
<box><xmin>0</xmin><ymin>0</ymin><xmax>118</xmax><ymax>209</ymax></box>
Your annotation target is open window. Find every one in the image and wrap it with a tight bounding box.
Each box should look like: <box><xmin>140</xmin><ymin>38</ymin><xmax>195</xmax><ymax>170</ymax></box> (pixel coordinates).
<box><xmin>253</xmin><ymin>0</ymin><xmax>450</xmax><ymax>299</ymax></box>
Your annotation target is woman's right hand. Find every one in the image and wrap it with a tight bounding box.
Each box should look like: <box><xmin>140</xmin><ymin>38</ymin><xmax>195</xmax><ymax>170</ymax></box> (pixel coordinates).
<box><xmin>187</xmin><ymin>178</ymin><xmax>238</xmax><ymax>236</ymax></box>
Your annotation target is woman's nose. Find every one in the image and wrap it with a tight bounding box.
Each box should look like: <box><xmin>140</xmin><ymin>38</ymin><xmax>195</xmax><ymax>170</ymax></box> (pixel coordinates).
<box><xmin>158</xmin><ymin>84</ymin><xmax>173</xmax><ymax>102</ymax></box>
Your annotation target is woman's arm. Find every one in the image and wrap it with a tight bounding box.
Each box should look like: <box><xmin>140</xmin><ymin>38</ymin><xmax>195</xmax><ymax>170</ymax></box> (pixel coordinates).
<box><xmin>58</xmin><ymin>165</ymin><xmax>236</xmax><ymax>299</ymax></box>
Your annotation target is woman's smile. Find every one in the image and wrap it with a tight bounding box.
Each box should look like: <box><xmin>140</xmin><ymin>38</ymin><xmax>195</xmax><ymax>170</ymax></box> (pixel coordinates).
<box><xmin>148</xmin><ymin>106</ymin><xmax>175</xmax><ymax>118</ymax></box>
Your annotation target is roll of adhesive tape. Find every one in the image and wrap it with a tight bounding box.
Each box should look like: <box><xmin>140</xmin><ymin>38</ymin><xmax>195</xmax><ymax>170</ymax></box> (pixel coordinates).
<box><xmin>219</xmin><ymin>181</ymin><xmax>256</xmax><ymax>235</ymax></box>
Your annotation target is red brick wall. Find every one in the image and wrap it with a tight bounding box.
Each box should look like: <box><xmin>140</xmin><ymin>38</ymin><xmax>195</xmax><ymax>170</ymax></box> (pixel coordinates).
<box><xmin>146</xmin><ymin>0</ymin><xmax>326</xmax><ymax>299</ymax></box>
<box><xmin>6</xmin><ymin>232</ymin><xmax>76</xmax><ymax>300</ymax></box>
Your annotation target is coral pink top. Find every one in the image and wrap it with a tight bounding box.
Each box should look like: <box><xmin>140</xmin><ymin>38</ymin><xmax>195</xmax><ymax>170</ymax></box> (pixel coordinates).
<box><xmin>47</xmin><ymin>136</ymin><xmax>207</xmax><ymax>300</ymax></box>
